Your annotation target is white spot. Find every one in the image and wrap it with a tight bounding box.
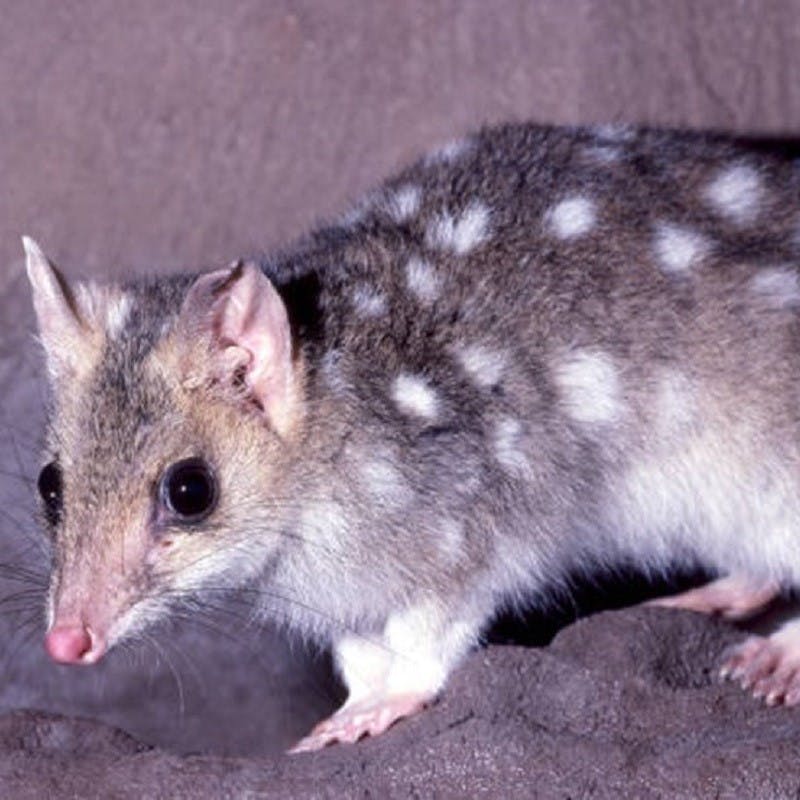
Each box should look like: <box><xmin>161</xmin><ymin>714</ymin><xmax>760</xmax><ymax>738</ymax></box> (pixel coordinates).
<box><xmin>357</xmin><ymin>449</ymin><xmax>411</xmax><ymax>509</ymax></box>
<box><xmin>704</xmin><ymin>164</ymin><xmax>763</xmax><ymax>225</ymax></box>
<box><xmin>750</xmin><ymin>267</ymin><xmax>800</xmax><ymax>309</ymax></box>
<box><xmin>592</xmin><ymin>123</ymin><xmax>635</xmax><ymax>143</ymax></box>
<box><xmin>654</xmin><ymin>370</ymin><xmax>696</xmax><ymax>434</ymax></box>
<box><xmin>352</xmin><ymin>285</ymin><xmax>387</xmax><ymax>318</ymax></box>
<box><xmin>555</xmin><ymin>350</ymin><xmax>622</xmax><ymax>424</ymax></box>
<box><xmin>425</xmin><ymin>137</ymin><xmax>472</xmax><ymax>165</ymax></box>
<box><xmin>652</xmin><ymin>223</ymin><xmax>709</xmax><ymax>275</ymax></box>
<box><xmin>426</xmin><ymin>201</ymin><xmax>490</xmax><ymax>255</ymax></box>
<box><xmin>583</xmin><ymin>144</ymin><xmax>622</xmax><ymax>165</ymax></box>
<box><xmin>105</xmin><ymin>293</ymin><xmax>133</xmax><ymax>338</ymax></box>
<box><xmin>405</xmin><ymin>256</ymin><xmax>441</xmax><ymax>304</ymax></box>
<box><xmin>342</xmin><ymin>190</ymin><xmax>379</xmax><ymax>226</ymax></box>
<box><xmin>320</xmin><ymin>349</ymin><xmax>348</xmax><ymax>395</ymax></box>
<box><xmin>384</xmin><ymin>185</ymin><xmax>421</xmax><ymax>223</ymax></box>
<box><xmin>547</xmin><ymin>196</ymin><xmax>596</xmax><ymax>240</ymax></box>
<box><xmin>493</xmin><ymin>416</ymin><xmax>531</xmax><ymax>477</ymax></box>
<box><xmin>392</xmin><ymin>373</ymin><xmax>439</xmax><ymax>421</ymax></box>
<box><xmin>439</xmin><ymin>519</ymin><xmax>465</xmax><ymax>563</ymax></box>
<box><xmin>455</xmin><ymin>344</ymin><xmax>507</xmax><ymax>389</ymax></box>
<box><xmin>299</xmin><ymin>499</ymin><xmax>349</xmax><ymax>552</ymax></box>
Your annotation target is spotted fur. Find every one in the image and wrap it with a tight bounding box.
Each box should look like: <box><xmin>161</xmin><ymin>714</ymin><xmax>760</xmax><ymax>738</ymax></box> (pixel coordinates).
<box><xmin>26</xmin><ymin>123</ymin><xmax>800</xmax><ymax>747</ymax></box>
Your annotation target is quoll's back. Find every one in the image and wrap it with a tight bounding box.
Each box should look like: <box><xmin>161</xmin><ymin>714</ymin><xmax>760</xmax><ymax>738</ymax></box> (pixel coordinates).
<box><xmin>26</xmin><ymin>124</ymin><xmax>800</xmax><ymax>751</ymax></box>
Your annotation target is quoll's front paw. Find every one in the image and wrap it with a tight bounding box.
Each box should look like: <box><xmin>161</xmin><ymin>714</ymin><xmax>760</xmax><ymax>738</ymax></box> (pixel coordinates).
<box><xmin>721</xmin><ymin>633</ymin><xmax>800</xmax><ymax>706</ymax></box>
<box><xmin>289</xmin><ymin>692</ymin><xmax>429</xmax><ymax>753</ymax></box>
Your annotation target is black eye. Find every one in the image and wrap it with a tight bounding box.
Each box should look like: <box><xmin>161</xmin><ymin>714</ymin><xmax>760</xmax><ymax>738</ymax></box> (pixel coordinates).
<box><xmin>37</xmin><ymin>460</ymin><xmax>63</xmax><ymax>526</ymax></box>
<box><xmin>160</xmin><ymin>458</ymin><xmax>218</xmax><ymax>521</ymax></box>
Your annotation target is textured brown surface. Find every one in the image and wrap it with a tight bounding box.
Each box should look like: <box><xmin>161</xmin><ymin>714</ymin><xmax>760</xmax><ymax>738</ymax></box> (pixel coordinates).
<box><xmin>2</xmin><ymin>1</ymin><xmax>800</xmax><ymax>797</ymax></box>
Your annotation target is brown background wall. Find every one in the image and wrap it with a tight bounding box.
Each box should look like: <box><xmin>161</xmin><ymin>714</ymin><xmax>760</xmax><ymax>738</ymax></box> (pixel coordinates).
<box><xmin>2</xmin><ymin>0</ymin><xmax>799</xmax><ymax>281</ymax></box>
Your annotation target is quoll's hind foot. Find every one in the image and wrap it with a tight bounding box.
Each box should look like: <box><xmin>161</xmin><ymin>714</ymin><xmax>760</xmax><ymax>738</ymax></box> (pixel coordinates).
<box><xmin>289</xmin><ymin>692</ymin><xmax>429</xmax><ymax>753</ymax></box>
<box><xmin>647</xmin><ymin>574</ymin><xmax>781</xmax><ymax>621</ymax></box>
<box><xmin>721</xmin><ymin>624</ymin><xmax>800</xmax><ymax>706</ymax></box>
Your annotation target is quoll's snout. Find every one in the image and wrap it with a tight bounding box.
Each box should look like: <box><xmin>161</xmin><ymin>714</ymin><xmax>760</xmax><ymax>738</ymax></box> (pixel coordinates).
<box><xmin>45</xmin><ymin>623</ymin><xmax>106</xmax><ymax>665</ymax></box>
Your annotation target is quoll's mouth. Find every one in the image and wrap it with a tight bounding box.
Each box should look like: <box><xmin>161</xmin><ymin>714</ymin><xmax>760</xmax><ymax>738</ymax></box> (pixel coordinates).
<box><xmin>44</xmin><ymin>623</ymin><xmax>107</xmax><ymax>665</ymax></box>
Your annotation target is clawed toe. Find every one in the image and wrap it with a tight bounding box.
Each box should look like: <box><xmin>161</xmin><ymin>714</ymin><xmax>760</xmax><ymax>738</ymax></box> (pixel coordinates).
<box><xmin>289</xmin><ymin>693</ymin><xmax>428</xmax><ymax>753</ymax></box>
<box><xmin>721</xmin><ymin>635</ymin><xmax>800</xmax><ymax>707</ymax></box>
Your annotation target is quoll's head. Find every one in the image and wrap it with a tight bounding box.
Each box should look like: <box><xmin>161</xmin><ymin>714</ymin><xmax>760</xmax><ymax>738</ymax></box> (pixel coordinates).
<box><xmin>23</xmin><ymin>238</ymin><xmax>304</xmax><ymax>666</ymax></box>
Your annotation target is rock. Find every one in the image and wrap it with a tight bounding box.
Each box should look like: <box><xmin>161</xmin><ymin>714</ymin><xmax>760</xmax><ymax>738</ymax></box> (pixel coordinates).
<box><xmin>2</xmin><ymin>608</ymin><xmax>800</xmax><ymax>799</ymax></box>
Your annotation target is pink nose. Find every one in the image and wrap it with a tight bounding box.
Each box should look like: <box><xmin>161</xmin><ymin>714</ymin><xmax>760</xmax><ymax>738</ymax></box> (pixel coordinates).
<box><xmin>44</xmin><ymin>624</ymin><xmax>105</xmax><ymax>664</ymax></box>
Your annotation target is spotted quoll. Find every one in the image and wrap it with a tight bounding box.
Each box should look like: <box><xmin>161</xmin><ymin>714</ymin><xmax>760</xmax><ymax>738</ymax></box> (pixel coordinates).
<box><xmin>24</xmin><ymin>123</ymin><xmax>800</xmax><ymax>751</ymax></box>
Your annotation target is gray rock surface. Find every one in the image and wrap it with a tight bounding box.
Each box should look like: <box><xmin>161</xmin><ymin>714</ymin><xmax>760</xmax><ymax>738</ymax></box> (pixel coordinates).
<box><xmin>3</xmin><ymin>608</ymin><xmax>800</xmax><ymax>799</ymax></box>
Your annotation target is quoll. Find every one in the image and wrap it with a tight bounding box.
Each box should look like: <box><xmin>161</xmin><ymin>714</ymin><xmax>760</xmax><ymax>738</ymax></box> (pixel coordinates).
<box><xmin>25</xmin><ymin>123</ymin><xmax>800</xmax><ymax>751</ymax></box>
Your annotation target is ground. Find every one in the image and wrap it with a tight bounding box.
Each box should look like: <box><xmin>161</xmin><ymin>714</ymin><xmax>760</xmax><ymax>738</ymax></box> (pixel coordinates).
<box><xmin>2</xmin><ymin>608</ymin><xmax>800</xmax><ymax>799</ymax></box>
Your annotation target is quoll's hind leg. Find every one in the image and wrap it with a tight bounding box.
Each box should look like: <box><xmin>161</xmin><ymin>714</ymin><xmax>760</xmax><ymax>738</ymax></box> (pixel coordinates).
<box><xmin>290</xmin><ymin>601</ymin><xmax>479</xmax><ymax>753</ymax></box>
<box><xmin>721</xmin><ymin>621</ymin><xmax>800</xmax><ymax>706</ymax></box>
<box><xmin>648</xmin><ymin>573</ymin><xmax>800</xmax><ymax>706</ymax></box>
<box><xmin>647</xmin><ymin>574</ymin><xmax>781</xmax><ymax>620</ymax></box>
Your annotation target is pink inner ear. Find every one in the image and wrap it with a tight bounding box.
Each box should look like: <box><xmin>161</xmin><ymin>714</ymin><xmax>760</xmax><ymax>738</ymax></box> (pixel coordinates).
<box><xmin>213</xmin><ymin>263</ymin><xmax>294</xmax><ymax>423</ymax></box>
<box><xmin>178</xmin><ymin>262</ymin><xmax>296</xmax><ymax>431</ymax></box>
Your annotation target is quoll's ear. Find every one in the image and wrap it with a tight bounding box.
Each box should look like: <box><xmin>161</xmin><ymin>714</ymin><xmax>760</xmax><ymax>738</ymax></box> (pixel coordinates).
<box><xmin>23</xmin><ymin>236</ymin><xmax>99</xmax><ymax>381</ymax></box>
<box><xmin>178</xmin><ymin>261</ymin><xmax>299</xmax><ymax>436</ymax></box>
